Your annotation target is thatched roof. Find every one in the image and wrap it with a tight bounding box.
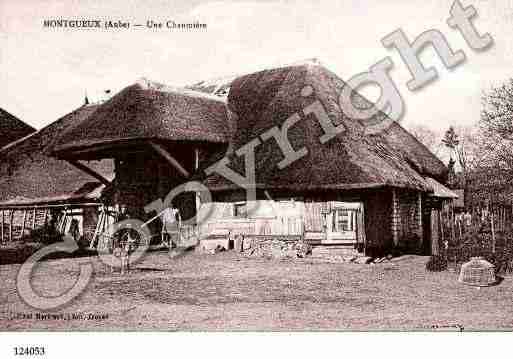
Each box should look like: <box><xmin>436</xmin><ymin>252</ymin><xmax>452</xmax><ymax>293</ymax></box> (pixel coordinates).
<box><xmin>51</xmin><ymin>79</ymin><xmax>233</xmax><ymax>159</ymax></box>
<box><xmin>0</xmin><ymin>105</ymin><xmax>113</xmax><ymax>207</ymax></box>
<box><xmin>203</xmin><ymin>63</ymin><xmax>448</xmax><ymax>193</ymax></box>
<box><xmin>0</xmin><ymin>183</ymin><xmax>105</xmax><ymax>208</ymax></box>
<box><xmin>0</xmin><ymin>108</ymin><xmax>36</xmax><ymax>149</ymax></box>
<box><xmin>426</xmin><ymin>177</ymin><xmax>459</xmax><ymax>199</ymax></box>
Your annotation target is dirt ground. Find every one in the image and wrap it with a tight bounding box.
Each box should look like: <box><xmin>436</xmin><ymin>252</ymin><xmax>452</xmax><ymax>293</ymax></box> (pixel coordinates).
<box><xmin>1</xmin><ymin>251</ymin><xmax>512</xmax><ymax>331</ymax></box>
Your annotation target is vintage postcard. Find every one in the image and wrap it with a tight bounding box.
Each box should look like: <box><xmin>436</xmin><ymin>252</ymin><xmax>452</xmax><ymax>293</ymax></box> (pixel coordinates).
<box><xmin>0</xmin><ymin>0</ymin><xmax>512</xmax><ymax>356</ymax></box>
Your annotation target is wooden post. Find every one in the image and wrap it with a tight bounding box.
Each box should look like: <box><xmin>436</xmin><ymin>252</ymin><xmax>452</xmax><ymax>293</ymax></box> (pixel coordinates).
<box><xmin>502</xmin><ymin>207</ymin><xmax>505</xmax><ymax>231</ymax></box>
<box><xmin>195</xmin><ymin>148</ymin><xmax>199</xmax><ymax>170</ymax></box>
<box><xmin>392</xmin><ymin>189</ymin><xmax>399</xmax><ymax>247</ymax></box>
<box><xmin>431</xmin><ymin>208</ymin><xmax>440</xmax><ymax>256</ymax></box>
<box><xmin>90</xmin><ymin>208</ymin><xmax>105</xmax><ymax>249</ymax></box>
<box><xmin>20</xmin><ymin>210</ymin><xmax>27</xmax><ymax>239</ymax></box>
<box><xmin>417</xmin><ymin>193</ymin><xmax>423</xmax><ymax>250</ymax></box>
<box><xmin>1</xmin><ymin>210</ymin><xmax>4</xmax><ymax>243</ymax></box>
<box><xmin>439</xmin><ymin>210</ymin><xmax>444</xmax><ymax>253</ymax></box>
<box><xmin>9</xmin><ymin>210</ymin><xmax>14</xmax><ymax>242</ymax></box>
<box><xmin>500</xmin><ymin>207</ymin><xmax>503</xmax><ymax>232</ymax></box>
<box><xmin>504</xmin><ymin>207</ymin><xmax>506</xmax><ymax>231</ymax></box>
<box><xmin>31</xmin><ymin>208</ymin><xmax>36</xmax><ymax>229</ymax></box>
<box><xmin>58</xmin><ymin>209</ymin><xmax>65</xmax><ymax>233</ymax></box>
<box><xmin>448</xmin><ymin>204</ymin><xmax>452</xmax><ymax>243</ymax></box>
<box><xmin>491</xmin><ymin>208</ymin><xmax>496</xmax><ymax>254</ymax></box>
<box><xmin>501</xmin><ymin>206</ymin><xmax>506</xmax><ymax>232</ymax></box>
<box><xmin>61</xmin><ymin>208</ymin><xmax>68</xmax><ymax>234</ymax></box>
<box><xmin>194</xmin><ymin>147</ymin><xmax>201</xmax><ymax>235</ymax></box>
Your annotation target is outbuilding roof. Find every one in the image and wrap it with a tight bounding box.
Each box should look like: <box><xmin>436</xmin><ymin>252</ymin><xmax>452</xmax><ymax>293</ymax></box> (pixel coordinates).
<box><xmin>0</xmin><ymin>108</ymin><xmax>36</xmax><ymax>149</ymax></box>
<box><xmin>0</xmin><ymin>105</ymin><xmax>113</xmax><ymax>207</ymax></box>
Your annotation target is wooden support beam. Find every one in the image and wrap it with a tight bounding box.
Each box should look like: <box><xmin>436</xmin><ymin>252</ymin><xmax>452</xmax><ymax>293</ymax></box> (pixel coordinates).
<box><xmin>438</xmin><ymin>211</ymin><xmax>444</xmax><ymax>255</ymax></box>
<box><xmin>9</xmin><ymin>210</ymin><xmax>14</xmax><ymax>242</ymax></box>
<box><xmin>195</xmin><ymin>148</ymin><xmax>199</xmax><ymax>171</ymax></box>
<box><xmin>417</xmin><ymin>193</ymin><xmax>423</xmax><ymax>249</ymax></box>
<box><xmin>1</xmin><ymin>210</ymin><xmax>4</xmax><ymax>243</ymax></box>
<box><xmin>149</xmin><ymin>141</ymin><xmax>190</xmax><ymax>178</ymax></box>
<box><xmin>431</xmin><ymin>209</ymin><xmax>439</xmax><ymax>256</ymax></box>
<box><xmin>67</xmin><ymin>160</ymin><xmax>111</xmax><ymax>186</ymax></box>
<box><xmin>90</xmin><ymin>208</ymin><xmax>105</xmax><ymax>249</ymax></box>
<box><xmin>60</xmin><ymin>208</ymin><xmax>69</xmax><ymax>234</ymax></box>
<box><xmin>491</xmin><ymin>209</ymin><xmax>496</xmax><ymax>254</ymax></box>
<box><xmin>31</xmin><ymin>208</ymin><xmax>36</xmax><ymax>229</ymax></box>
<box><xmin>20</xmin><ymin>210</ymin><xmax>27</xmax><ymax>239</ymax></box>
<box><xmin>57</xmin><ymin>209</ymin><xmax>64</xmax><ymax>233</ymax></box>
<box><xmin>194</xmin><ymin>147</ymin><xmax>201</xmax><ymax>223</ymax></box>
<box><xmin>391</xmin><ymin>189</ymin><xmax>399</xmax><ymax>247</ymax></box>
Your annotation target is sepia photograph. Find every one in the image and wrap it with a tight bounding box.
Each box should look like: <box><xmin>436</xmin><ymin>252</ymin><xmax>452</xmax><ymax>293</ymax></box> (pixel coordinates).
<box><xmin>1</xmin><ymin>0</ymin><xmax>512</xmax><ymax>356</ymax></box>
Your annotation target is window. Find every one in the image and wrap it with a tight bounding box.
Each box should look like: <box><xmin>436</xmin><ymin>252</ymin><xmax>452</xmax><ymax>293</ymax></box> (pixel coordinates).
<box><xmin>332</xmin><ymin>209</ymin><xmax>354</xmax><ymax>232</ymax></box>
<box><xmin>233</xmin><ymin>202</ymin><xmax>247</xmax><ymax>218</ymax></box>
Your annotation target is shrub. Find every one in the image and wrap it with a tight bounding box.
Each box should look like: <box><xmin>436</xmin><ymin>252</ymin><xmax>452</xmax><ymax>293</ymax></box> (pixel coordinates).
<box><xmin>426</xmin><ymin>255</ymin><xmax>448</xmax><ymax>272</ymax></box>
<box><xmin>447</xmin><ymin>225</ymin><xmax>513</xmax><ymax>275</ymax></box>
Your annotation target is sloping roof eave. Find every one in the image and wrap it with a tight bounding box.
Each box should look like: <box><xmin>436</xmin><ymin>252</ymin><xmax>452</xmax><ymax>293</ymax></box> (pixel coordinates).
<box><xmin>426</xmin><ymin>177</ymin><xmax>459</xmax><ymax>199</ymax></box>
<box><xmin>0</xmin><ymin>195</ymin><xmax>102</xmax><ymax>209</ymax></box>
<box><xmin>204</xmin><ymin>181</ymin><xmax>431</xmax><ymax>193</ymax></box>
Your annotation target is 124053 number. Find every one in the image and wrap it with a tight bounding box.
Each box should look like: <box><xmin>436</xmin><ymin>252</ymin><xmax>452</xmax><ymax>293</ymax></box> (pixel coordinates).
<box><xmin>14</xmin><ymin>347</ymin><xmax>45</xmax><ymax>356</ymax></box>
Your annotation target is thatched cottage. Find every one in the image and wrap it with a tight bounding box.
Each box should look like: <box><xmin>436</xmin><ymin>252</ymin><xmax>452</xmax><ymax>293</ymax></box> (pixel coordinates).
<box><xmin>48</xmin><ymin>62</ymin><xmax>456</xmax><ymax>257</ymax></box>
<box><xmin>0</xmin><ymin>105</ymin><xmax>114</xmax><ymax>243</ymax></box>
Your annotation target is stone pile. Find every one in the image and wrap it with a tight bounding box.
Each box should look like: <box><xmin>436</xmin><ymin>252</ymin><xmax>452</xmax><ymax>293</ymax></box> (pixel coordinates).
<box><xmin>241</xmin><ymin>236</ymin><xmax>311</xmax><ymax>259</ymax></box>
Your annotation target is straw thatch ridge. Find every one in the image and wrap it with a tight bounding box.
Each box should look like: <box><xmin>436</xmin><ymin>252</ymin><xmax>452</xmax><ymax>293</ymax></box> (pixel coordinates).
<box><xmin>0</xmin><ymin>105</ymin><xmax>113</xmax><ymax>206</ymax></box>
<box><xmin>204</xmin><ymin>64</ymin><xmax>447</xmax><ymax>193</ymax></box>
<box><xmin>0</xmin><ymin>108</ymin><xmax>36</xmax><ymax>149</ymax></box>
<box><xmin>425</xmin><ymin>177</ymin><xmax>459</xmax><ymax>199</ymax></box>
<box><xmin>51</xmin><ymin>79</ymin><xmax>233</xmax><ymax>157</ymax></box>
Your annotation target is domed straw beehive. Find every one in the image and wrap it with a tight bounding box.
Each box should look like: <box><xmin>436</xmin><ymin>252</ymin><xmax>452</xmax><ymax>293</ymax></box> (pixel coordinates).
<box><xmin>458</xmin><ymin>257</ymin><xmax>496</xmax><ymax>287</ymax></box>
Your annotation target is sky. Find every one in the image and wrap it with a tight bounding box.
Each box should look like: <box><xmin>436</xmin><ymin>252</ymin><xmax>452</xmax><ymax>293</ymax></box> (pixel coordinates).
<box><xmin>1</xmin><ymin>0</ymin><xmax>512</xmax><ymax>135</ymax></box>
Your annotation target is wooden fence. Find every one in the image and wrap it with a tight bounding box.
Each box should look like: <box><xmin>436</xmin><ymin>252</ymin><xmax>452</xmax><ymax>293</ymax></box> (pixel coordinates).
<box><xmin>0</xmin><ymin>208</ymin><xmax>49</xmax><ymax>243</ymax></box>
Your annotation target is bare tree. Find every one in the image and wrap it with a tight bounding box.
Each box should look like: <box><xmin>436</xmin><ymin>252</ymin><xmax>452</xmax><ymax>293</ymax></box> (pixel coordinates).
<box><xmin>455</xmin><ymin>125</ymin><xmax>487</xmax><ymax>174</ymax></box>
<box><xmin>481</xmin><ymin>80</ymin><xmax>513</xmax><ymax>178</ymax></box>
